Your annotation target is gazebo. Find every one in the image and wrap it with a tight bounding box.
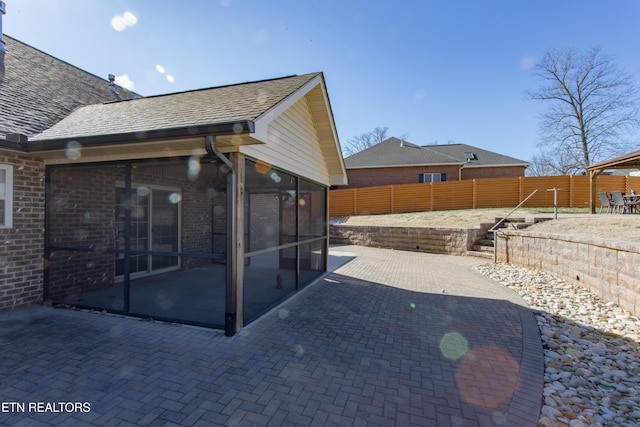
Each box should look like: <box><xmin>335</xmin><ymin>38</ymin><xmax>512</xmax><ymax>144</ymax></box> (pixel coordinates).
<box><xmin>587</xmin><ymin>149</ymin><xmax>640</xmax><ymax>213</ymax></box>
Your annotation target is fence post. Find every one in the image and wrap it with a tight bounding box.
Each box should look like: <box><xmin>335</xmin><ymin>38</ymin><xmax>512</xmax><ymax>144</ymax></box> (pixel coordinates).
<box><xmin>472</xmin><ymin>179</ymin><xmax>477</xmax><ymax>208</ymax></box>
<box><xmin>625</xmin><ymin>176</ymin><xmax>629</xmax><ymax>194</ymax></box>
<box><xmin>569</xmin><ymin>175</ymin><xmax>574</xmax><ymax>207</ymax></box>
<box><xmin>353</xmin><ymin>188</ymin><xmax>358</xmax><ymax>216</ymax></box>
<box><xmin>430</xmin><ymin>183</ymin><xmax>434</xmax><ymax>211</ymax></box>
<box><xmin>519</xmin><ymin>176</ymin><xmax>524</xmax><ymax>203</ymax></box>
<box><xmin>390</xmin><ymin>185</ymin><xmax>395</xmax><ymax>213</ymax></box>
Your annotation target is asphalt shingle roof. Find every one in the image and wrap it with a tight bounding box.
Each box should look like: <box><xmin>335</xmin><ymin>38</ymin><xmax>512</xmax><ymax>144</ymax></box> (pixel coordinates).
<box><xmin>0</xmin><ymin>35</ymin><xmax>139</xmax><ymax>139</ymax></box>
<box><xmin>344</xmin><ymin>137</ymin><xmax>528</xmax><ymax>168</ymax></box>
<box><xmin>31</xmin><ymin>73</ymin><xmax>320</xmax><ymax>141</ymax></box>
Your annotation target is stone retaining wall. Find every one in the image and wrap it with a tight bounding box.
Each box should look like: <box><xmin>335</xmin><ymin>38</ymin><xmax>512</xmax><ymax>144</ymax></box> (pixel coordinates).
<box><xmin>496</xmin><ymin>231</ymin><xmax>639</xmax><ymax>317</ymax></box>
<box><xmin>329</xmin><ymin>224</ymin><xmax>491</xmax><ymax>255</ymax></box>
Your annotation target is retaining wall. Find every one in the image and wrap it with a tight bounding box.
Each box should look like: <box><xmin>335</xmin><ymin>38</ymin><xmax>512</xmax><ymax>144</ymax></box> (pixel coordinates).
<box><xmin>497</xmin><ymin>231</ymin><xmax>639</xmax><ymax>317</ymax></box>
<box><xmin>329</xmin><ymin>224</ymin><xmax>492</xmax><ymax>255</ymax></box>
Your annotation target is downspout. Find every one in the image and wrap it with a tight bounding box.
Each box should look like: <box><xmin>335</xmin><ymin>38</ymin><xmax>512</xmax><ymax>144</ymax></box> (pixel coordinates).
<box><xmin>204</xmin><ymin>135</ymin><xmax>237</xmax><ymax>337</ymax></box>
<box><xmin>459</xmin><ymin>164</ymin><xmax>464</xmax><ymax>181</ymax></box>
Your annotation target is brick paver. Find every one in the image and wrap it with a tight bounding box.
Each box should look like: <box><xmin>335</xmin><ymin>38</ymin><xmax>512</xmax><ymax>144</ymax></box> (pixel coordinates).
<box><xmin>0</xmin><ymin>245</ymin><xmax>543</xmax><ymax>426</ymax></box>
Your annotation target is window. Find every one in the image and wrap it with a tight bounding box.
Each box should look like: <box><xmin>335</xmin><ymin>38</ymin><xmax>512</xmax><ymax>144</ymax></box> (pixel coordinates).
<box><xmin>0</xmin><ymin>165</ymin><xmax>13</xmax><ymax>228</ymax></box>
<box><xmin>419</xmin><ymin>172</ymin><xmax>446</xmax><ymax>183</ymax></box>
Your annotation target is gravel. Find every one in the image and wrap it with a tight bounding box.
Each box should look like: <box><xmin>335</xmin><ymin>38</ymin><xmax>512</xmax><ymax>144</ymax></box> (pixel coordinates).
<box><xmin>477</xmin><ymin>263</ymin><xmax>640</xmax><ymax>427</ymax></box>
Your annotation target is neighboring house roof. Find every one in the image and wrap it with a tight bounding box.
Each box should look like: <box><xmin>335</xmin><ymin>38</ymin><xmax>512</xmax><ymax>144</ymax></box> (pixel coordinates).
<box><xmin>30</xmin><ymin>73</ymin><xmax>320</xmax><ymax>143</ymax></box>
<box><xmin>0</xmin><ymin>34</ymin><xmax>138</xmax><ymax>139</ymax></box>
<box><xmin>344</xmin><ymin>137</ymin><xmax>529</xmax><ymax>169</ymax></box>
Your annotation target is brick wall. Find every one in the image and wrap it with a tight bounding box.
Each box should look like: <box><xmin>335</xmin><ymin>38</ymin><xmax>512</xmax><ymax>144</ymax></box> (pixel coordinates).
<box><xmin>329</xmin><ymin>224</ymin><xmax>491</xmax><ymax>255</ymax></box>
<box><xmin>345</xmin><ymin>165</ymin><xmax>463</xmax><ymax>188</ymax></box>
<box><xmin>460</xmin><ymin>166</ymin><xmax>526</xmax><ymax>180</ymax></box>
<box><xmin>344</xmin><ymin>165</ymin><xmax>526</xmax><ymax>188</ymax></box>
<box><xmin>497</xmin><ymin>231</ymin><xmax>640</xmax><ymax>316</ymax></box>
<box><xmin>47</xmin><ymin>161</ymin><xmax>226</xmax><ymax>301</ymax></box>
<box><xmin>0</xmin><ymin>153</ymin><xmax>45</xmax><ymax>311</ymax></box>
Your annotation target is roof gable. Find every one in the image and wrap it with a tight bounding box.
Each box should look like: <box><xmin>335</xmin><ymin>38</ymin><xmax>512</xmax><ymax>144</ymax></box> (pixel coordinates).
<box><xmin>344</xmin><ymin>137</ymin><xmax>528</xmax><ymax>168</ymax></box>
<box><xmin>0</xmin><ymin>35</ymin><xmax>139</xmax><ymax>139</ymax></box>
<box><xmin>0</xmin><ymin>35</ymin><xmax>346</xmax><ymax>186</ymax></box>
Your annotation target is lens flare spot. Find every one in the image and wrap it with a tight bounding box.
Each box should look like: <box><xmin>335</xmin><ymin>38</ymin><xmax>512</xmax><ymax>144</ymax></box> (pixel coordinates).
<box><xmin>268</xmin><ymin>170</ymin><xmax>281</xmax><ymax>183</ymax></box>
<box><xmin>188</xmin><ymin>157</ymin><xmax>202</xmax><ymax>180</ymax></box>
<box><xmin>131</xmin><ymin>206</ymin><xmax>146</xmax><ymax>219</ymax></box>
<box><xmin>115</xmin><ymin>74</ymin><xmax>135</xmax><ymax>91</ymax></box>
<box><xmin>111</xmin><ymin>11</ymin><xmax>138</xmax><ymax>32</ymax></box>
<box><xmin>439</xmin><ymin>332</ymin><xmax>468</xmax><ymax>360</ymax></box>
<box><xmin>166</xmin><ymin>74</ymin><xmax>175</xmax><ymax>83</ymax></box>
<box><xmin>293</xmin><ymin>344</ymin><xmax>304</xmax><ymax>356</ymax></box>
<box><xmin>155</xmin><ymin>64</ymin><xmax>165</xmax><ymax>74</ymax></box>
<box><xmin>455</xmin><ymin>345</ymin><xmax>521</xmax><ymax>410</ymax></box>
<box><xmin>254</xmin><ymin>160</ymin><xmax>272</xmax><ymax>175</ymax></box>
<box><xmin>65</xmin><ymin>141</ymin><xmax>82</xmax><ymax>160</ymax></box>
<box><xmin>409</xmin><ymin>302</ymin><xmax>416</xmax><ymax>309</ymax></box>
<box><xmin>298</xmin><ymin>198</ymin><xmax>306</xmax><ymax>207</ymax></box>
<box><xmin>520</xmin><ymin>55</ymin><xmax>536</xmax><ymax>70</ymax></box>
<box><xmin>110</xmin><ymin>324</ymin><xmax>124</xmax><ymax>337</ymax></box>
<box><xmin>232</xmin><ymin>123</ymin><xmax>244</xmax><ymax>134</ymax></box>
<box><xmin>111</xmin><ymin>299</ymin><xmax>125</xmax><ymax>311</ymax></box>
<box><xmin>278</xmin><ymin>308</ymin><xmax>289</xmax><ymax>319</ymax></box>
<box><xmin>256</xmin><ymin>89</ymin><xmax>268</xmax><ymax>104</ymax></box>
<box><xmin>169</xmin><ymin>193</ymin><xmax>181</xmax><ymax>204</ymax></box>
<box><xmin>136</xmin><ymin>186</ymin><xmax>150</xmax><ymax>197</ymax></box>
<box><xmin>251</xmin><ymin>30</ymin><xmax>270</xmax><ymax>44</ymax></box>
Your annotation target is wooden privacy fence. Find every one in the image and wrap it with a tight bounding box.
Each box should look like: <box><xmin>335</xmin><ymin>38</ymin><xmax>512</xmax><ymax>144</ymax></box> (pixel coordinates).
<box><xmin>329</xmin><ymin>175</ymin><xmax>640</xmax><ymax>217</ymax></box>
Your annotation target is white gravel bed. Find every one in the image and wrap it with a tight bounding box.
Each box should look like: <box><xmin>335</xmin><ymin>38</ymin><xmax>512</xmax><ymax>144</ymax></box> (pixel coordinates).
<box><xmin>476</xmin><ymin>263</ymin><xmax>640</xmax><ymax>427</ymax></box>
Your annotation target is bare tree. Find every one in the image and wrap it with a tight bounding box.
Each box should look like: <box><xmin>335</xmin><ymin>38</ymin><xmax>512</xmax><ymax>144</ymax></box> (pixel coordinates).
<box><xmin>527</xmin><ymin>47</ymin><xmax>640</xmax><ymax>173</ymax></box>
<box><xmin>527</xmin><ymin>149</ymin><xmax>583</xmax><ymax>176</ymax></box>
<box><xmin>343</xmin><ymin>126</ymin><xmax>388</xmax><ymax>156</ymax></box>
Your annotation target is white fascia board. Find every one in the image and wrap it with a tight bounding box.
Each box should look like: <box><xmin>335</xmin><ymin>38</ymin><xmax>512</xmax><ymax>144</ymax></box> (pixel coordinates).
<box><xmin>250</xmin><ymin>74</ymin><xmax>323</xmax><ymax>143</ymax></box>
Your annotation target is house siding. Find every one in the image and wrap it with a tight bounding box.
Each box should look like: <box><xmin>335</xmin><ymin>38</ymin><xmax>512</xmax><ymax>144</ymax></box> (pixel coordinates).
<box><xmin>0</xmin><ymin>152</ymin><xmax>45</xmax><ymax>311</ymax></box>
<box><xmin>242</xmin><ymin>96</ymin><xmax>329</xmax><ymax>186</ymax></box>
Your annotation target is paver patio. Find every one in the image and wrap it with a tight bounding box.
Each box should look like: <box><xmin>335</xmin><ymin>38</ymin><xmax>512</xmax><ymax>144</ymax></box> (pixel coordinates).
<box><xmin>0</xmin><ymin>245</ymin><xmax>543</xmax><ymax>426</ymax></box>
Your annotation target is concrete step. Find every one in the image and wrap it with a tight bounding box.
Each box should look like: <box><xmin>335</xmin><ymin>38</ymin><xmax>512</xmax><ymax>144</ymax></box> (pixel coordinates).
<box><xmin>465</xmin><ymin>250</ymin><xmax>493</xmax><ymax>259</ymax></box>
<box><xmin>473</xmin><ymin>245</ymin><xmax>494</xmax><ymax>252</ymax></box>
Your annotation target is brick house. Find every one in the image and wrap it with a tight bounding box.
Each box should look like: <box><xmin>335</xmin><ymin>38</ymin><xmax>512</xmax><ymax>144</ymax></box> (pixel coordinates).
<box><xmin>343</xmin><ymin>137</ymin><xmax>529</xmax><ymax>188</ymax></box>
<box><xmin>0</xmin><ymin>35</ymin><xmax>346</xmax><ymax>336</ymax></box>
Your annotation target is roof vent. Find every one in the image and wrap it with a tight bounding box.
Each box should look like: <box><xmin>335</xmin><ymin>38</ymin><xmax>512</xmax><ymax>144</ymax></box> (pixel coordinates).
<box><xmin>464</xmin><ymin>151</ymin><xmax>477</xmax><ymax>162</ymax></box>
<box><xmin>108</xmin><ymin>74</ymin><xmax>117</xmax><ymax>93</ymax></box>
<box><xmin>0</xmin><ymin>1</ymin><xmax>6</xmax><ymax>83</ymax></box>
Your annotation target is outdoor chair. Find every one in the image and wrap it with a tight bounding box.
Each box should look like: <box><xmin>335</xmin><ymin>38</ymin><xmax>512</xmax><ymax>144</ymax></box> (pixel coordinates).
<box><xmin>625</xmin><ymin>189</ymin><xmax>640</xmax><ymax>214</ymax></box>
<box><xmin>610</xmin><ymin>190</ymin><xmax>628</xmax><ymax>214</ymax></box>
<box><xmin>598</xmin><ymin>191</ymin><xmax>612</xmax><ymax>214</ymax></box>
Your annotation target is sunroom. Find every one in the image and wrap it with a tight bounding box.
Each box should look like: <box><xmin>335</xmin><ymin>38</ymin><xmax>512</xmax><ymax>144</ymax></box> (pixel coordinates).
<box><xmin>24</xmin><ymin>73</ymin><xmax>346</xmax><ymax>336</ymax></box>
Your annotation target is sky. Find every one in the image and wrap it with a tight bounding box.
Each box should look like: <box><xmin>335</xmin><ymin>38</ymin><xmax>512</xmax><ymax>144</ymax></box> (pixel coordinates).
<box><xmin>3</xmin><ymin>0</ymin><xmax>640</xmax><ymax>162</ymax></box>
